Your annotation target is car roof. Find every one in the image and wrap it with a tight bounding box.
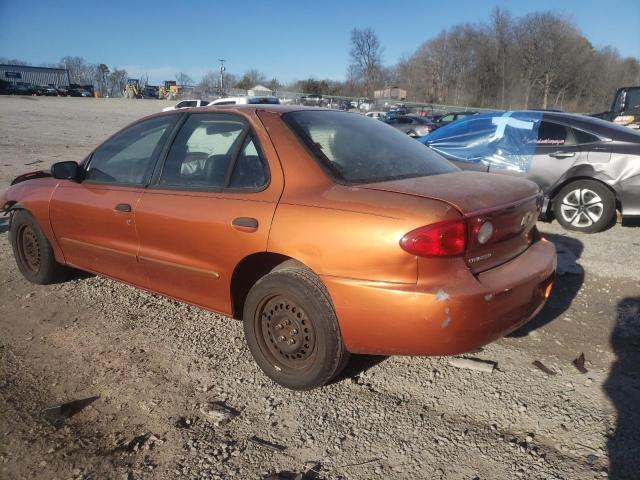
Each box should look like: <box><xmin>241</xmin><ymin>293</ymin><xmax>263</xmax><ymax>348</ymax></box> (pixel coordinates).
<box><xmin>434</xmin><ymin>110</ymin><xmax>640</xmax><ymax>142</ymax></box>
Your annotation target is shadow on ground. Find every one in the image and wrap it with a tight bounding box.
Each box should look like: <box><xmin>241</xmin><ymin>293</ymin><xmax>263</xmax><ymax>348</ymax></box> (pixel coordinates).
<box><xmin>332</xmin><ymin>354</ymin><xmax>387</xmax><ymax>385</ymax></box>
<box><xmin>0</xmin><ymin>216</ymin><xmax>9</xmax><ymax>234</ymax></box>
<box><xmin>605</xmin><ymin>297</ymin><xmax>640</xmax><ymax>479</ymax></box>
<box><xmin>621</xmin><ymin>217</ymin><xmax>640</xmax><ymax>228</ymax></box>
<box><xmin>510</xmin><ymin>233</ymin><xmax>584</xmax><ymax>337</ymax></box>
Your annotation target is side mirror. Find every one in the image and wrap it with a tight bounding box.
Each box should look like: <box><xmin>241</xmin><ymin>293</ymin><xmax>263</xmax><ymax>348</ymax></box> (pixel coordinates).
<box><xmin>51</xmin><ymin>161</ymin><xmax>81</xmax><ymax>181</ymax></box>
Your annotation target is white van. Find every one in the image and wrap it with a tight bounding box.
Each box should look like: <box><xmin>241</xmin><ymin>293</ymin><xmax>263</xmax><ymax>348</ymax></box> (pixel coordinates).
<box><xmin>210</xmin><ymin>96</ymin><xmax>280</xmax><ymax>106</ymax></box>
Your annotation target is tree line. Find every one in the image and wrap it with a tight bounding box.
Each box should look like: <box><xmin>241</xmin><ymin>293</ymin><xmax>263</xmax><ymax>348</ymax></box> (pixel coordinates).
<box><xmin>386</xmin><ymin>8</ymin><xmax>639</xmax><ymax>112</ymax></box>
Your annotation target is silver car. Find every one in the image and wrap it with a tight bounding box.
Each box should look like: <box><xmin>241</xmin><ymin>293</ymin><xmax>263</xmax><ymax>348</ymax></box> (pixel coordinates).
<box><xmin>419</xmin><ymin>111</ymin><xmax>640</xmax><ymax>233</ymax></box>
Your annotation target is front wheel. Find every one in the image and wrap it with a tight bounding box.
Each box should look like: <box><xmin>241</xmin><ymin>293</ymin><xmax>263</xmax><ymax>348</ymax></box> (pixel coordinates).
<box><xmin>9</xmin><ymin>210</ymin><xmax>69</xmax><ymax>284</ymax></box>
<box><xmin>243</xmin><ymin>266</ymin><xmax>349</xmax><ymax>390</ymax></box>
<box><xmin>552</xmin><ymin>180</ymin><xmax>616</xmax><ymax>233</ymax></box>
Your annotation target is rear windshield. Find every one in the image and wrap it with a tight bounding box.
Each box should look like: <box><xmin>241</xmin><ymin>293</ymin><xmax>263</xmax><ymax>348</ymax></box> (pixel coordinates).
<box><xmin>283</xmin><ymin>110</ymin><xmax>456</xmax><ymax>183</ymax></box>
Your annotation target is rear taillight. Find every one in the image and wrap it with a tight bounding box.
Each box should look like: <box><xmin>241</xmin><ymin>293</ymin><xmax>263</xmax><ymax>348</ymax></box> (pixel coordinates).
<box><xmin>400</xmin><ymin>220</ymin><xmax>466</xmax><ymax>257</ymax></box>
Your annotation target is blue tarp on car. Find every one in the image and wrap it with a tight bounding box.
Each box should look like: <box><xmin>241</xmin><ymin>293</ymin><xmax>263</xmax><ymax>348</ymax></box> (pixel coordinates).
<box><xmin>417</xmin><ymin>111</ymin><xmax>548</xmax><ymax>173</ymax></box>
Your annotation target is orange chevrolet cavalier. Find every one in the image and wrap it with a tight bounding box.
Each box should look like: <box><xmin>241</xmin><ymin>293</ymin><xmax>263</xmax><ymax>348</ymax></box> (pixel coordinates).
<box><xmin>1</xmin><ymin>106</ymin><xmax>556</xmax><ymax>390</ymax></box>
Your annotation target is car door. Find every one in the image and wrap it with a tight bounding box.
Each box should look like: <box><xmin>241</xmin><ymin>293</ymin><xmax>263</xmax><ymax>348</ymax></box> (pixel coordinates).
<box><xmin>526</xmin><ymin>120</ymin><xmax>582</xmax><ymax>192</ymax></box>
<box><xmin>49</xmin><ymin>115</ymin><xmax>178</xmax><ymax>286</ymax></box>
<box><xmin>135</xmin><ymin>112</ymin><xmax>284</xmax><ymax>314</ymax></box>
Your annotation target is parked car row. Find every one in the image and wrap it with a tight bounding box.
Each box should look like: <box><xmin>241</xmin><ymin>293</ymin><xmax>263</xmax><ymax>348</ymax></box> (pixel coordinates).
<box><xmin>0</xmin><ymin>82</ymin><xmax>93</xmax><ymax>97</ymax></box>
<box><xmin>162</xmin><ymin>96</ymin><xmax>281</xmax><ymax>111</ymax></box>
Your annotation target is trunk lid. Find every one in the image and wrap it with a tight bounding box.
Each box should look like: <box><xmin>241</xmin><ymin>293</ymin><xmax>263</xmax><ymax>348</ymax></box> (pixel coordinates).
<box><xmin>362</xmin><ymin>171</ymin><xmax>542</xmax><ymax>273</ymax></box>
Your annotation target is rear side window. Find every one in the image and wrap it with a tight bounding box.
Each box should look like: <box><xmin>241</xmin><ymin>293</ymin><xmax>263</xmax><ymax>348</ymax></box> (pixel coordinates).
<box><xmin>158</xmin><ymin>113</ymin><xmax>268</xmax><ymax>191</ymax></box>
<box><xmin>159</xmin><ymin>113</ymin><xmax>246</xmax><ymax>188</ymax></box>
<box><xmin>573</xmin><ymin>128</ymin><xmax>600</xmax><ymax>144</ymax></box>
<box><xmin>536</xmin><ymin>122</ymin><xmax>574</xmax><ymax>146</ymax></box>
<box><xmin>284</xmin><ymin>111</ymin><xmax>456</xmax><ymax>183</ymax></box>
<box><xmin>228</xmin><ymin>136</ymin><xmax>268</xmax><ymax>189</ymax></box>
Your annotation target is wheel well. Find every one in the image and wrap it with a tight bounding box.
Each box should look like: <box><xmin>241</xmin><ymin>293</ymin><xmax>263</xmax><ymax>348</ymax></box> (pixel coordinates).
<box><xmin>548</xmin><ymin>176</ymin><xmax>619</xmax><ymax>216</ymax></box>
<box><xmin>230</xmin><ymin>252</ymin><xmax>304</xmax><ymax>320</ymax></box>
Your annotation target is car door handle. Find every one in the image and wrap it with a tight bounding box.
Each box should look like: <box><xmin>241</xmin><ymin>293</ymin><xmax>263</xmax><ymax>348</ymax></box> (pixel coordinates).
<box><xmin>232</xmin><ymin>217</ymin><xmax>258</xmax><ymax>232</ymax></box>
<box><xmin>549</xmin><ymin>151</ymin><xmax>575</xmax><ymax>158</ymax></box>
<box><xmin>114</xmin><ymin>203</ymin><xmax>132</xmax><ymax>212</ymax></box>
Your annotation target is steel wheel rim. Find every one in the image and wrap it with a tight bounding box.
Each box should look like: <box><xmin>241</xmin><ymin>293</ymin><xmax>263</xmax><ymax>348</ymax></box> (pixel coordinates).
<box><xmin>560</xmin><ymin>188</ymin><xmax>604</xmax><ymax>228</ymax></box>
<box><xmin>17</xmin><ymin>225</ymin><xmax>41</xmax><ymax>273</ymax></box>
<box><xmin>255</xmin><ymin>295</ymin><xmax>317</xmax><ymax>372</ymax></box>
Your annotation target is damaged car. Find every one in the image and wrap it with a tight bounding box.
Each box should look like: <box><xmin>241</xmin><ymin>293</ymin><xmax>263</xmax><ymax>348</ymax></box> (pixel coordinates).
<box><xmin>1</xmin><ymin>106</ymin><xmax>556</xmax><ymax>390</ymax></box>
<box><xmin>419</xmin><ymin>111</ymin><xmax>640</xmax><ymax>233</ymax></box>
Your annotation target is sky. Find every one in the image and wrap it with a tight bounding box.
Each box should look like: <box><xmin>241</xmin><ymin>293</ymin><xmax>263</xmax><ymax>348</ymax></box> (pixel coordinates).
<box><xmin>1</xmin><ymin>0</ymin><xmax>639</xmax><ymax>86</ymax></box>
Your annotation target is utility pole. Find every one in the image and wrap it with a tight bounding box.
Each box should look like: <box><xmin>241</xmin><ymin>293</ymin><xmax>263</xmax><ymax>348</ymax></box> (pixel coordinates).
<box><xmin>218</xmin><ymin>59</ymin><xmax>226</xmax><ymax>96</ymax></box>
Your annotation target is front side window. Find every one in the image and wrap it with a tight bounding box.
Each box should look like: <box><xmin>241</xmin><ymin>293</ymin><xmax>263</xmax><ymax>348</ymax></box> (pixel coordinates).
<box><xmin>86</xmin><ymin>116</ymin><xmax>175</xmax><ymax>184</ymax></box>
<box><xmin>284</xmin><ymin>111</ymin><xmax>456</xmax><ymax>183</ymax></box>
<box><xmin>159</xmin><ymin>113</ymin><xmax>265</xmax><ymax>190</ymax></box>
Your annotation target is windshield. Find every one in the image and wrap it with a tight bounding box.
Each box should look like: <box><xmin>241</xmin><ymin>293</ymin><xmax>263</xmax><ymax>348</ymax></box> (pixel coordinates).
<box><xmin>283</xmin><ymin>110</ymin><xmax>456</xmax><ymax>184</ymax></box>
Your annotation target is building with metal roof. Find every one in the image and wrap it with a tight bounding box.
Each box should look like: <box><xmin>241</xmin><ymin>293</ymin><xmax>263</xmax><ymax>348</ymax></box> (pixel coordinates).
<box><xmin>0</xmin><ymin>64</ymin><xmax>70</xmax><ymax>87</ymax></box>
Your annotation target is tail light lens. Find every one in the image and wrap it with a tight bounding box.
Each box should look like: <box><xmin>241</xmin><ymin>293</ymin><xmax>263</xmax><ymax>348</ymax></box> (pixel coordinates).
<box><xmin>400</xmin><ymin>220</ymin><xmax>466</xmax><ymax>257</ymax></box>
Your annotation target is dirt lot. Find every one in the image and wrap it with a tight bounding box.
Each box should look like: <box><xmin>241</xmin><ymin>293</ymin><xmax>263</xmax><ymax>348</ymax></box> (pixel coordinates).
<box><xmin>1</xmin><ymin>96</ymin><xmax>639</xmax><ymax>480</ymax></box>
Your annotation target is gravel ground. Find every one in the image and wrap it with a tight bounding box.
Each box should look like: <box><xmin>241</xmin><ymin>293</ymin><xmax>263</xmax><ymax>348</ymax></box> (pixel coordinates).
<box><xmin>0</xmin><ymin>96</ymin><xmax>639</xmax><ymax>480</ymax></box>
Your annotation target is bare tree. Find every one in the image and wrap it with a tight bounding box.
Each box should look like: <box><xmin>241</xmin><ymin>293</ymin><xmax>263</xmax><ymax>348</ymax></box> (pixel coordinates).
<box><xmin>349</xmin><ymin>28</ymin><xmax>383</xmax><ymax>97</ymax></box>
<box><xmin>491</xmin><ymin>7</ymin><xmax>513</xmax><ymax>109</ymax></box>
<box><xmin>175</xmin><ymin>72</ymin><xmax>194</xmax><ymax>87</ymax></box>
<box><xmin>197</xmin><ymin>71</ymin><xmax>218</xmax><ymax>96</ymax></box>
<box><xmin>95</xmin><ymin>64</ymin><xmax>109</xmax><ymax>96</ymax></box>
<box><xmin>108</xmin><ymin>68</ymin><xmax>128</xmax><ymax>98</ymax></box>
<box><xmin>60</xmin><ymin>56</ymin><xmax>95</xmax><ymax>85</ymax></box>
<box><xmin>0</xmin><ymin>58</ymin><xmax>28</xmax><ymax>65</ymax></box>
<box><xmin>235</xmin><ymin>69</ymin><xmax>267</xmax><ymax>90</ymax></box>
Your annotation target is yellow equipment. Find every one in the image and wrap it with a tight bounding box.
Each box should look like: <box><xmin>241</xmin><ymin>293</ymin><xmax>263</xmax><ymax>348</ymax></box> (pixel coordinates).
<box><xmin>123</xmin><ymin>78</ymin><xmax>142</xmax><ymax>99</ymax></box>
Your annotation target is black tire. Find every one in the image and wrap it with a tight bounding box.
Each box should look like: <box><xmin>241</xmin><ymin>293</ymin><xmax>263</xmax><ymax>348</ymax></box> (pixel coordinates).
<box><xmin>243</xmin><ymin>266</ymin><xmax>350</xmax><ymax>390</ymax></box>
<box><xmin>552</xmin><ymin>180</ymin><xmax>616</xmax><ymax>233</ymax></box>
<box><xmin>9</xmin><ymin>210</ymin><xmax>68</xmax><ymax>284</ymax></box>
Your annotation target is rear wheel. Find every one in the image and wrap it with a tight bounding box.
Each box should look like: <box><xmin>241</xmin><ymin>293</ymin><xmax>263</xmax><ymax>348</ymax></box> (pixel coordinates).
<box><xmin>553</xmin><ymin>180</ymin><xmax>616</xmax><ymax>233</ymax></box>
<box><xmin>9</xmin><ymin>210</ymin><xmax>68</xmax><ymax>284</ymax></box>
<box><xmin>243</xmin><ymin>266</ymin><xmax>349</xmax><ymax>390</ymax></box>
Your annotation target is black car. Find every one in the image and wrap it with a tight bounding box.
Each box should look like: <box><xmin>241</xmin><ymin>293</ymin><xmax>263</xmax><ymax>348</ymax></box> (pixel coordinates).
<box><xmin>384</xmin><ymin>114</ymin><xmax>437</xmax><ymax>137</ymax></box>
<box><xmin>432</xmin><ymin>111</ymin><xmax>478</xmax><ymax>128</ymax></box>
<box><xmin>299</xmin><ymin>94</ymin><xmax>324</xmax><ymax>107</ymax></box>
<box><xmin>68</xmin><ymin>88</ymin><xmax>91</xmax><ymax>97</ymax></box>
<box><xmin>42</xmin><ymin>86</ymin><xmax>59</xmax><ymax>96</ymax></box>
<box><xmin>7</xmin><ymin>83</ymin><xmax>39</xmax><ymax>95</ymax></box>
<box><xmin>419</xmin><ymin>110</ymin><xmax>640</xmax><ymax>232</ymax></box>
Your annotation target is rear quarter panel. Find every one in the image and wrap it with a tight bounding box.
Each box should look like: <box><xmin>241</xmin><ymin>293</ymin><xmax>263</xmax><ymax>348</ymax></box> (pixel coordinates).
<box><xmin>259</xmin><ymin>109</ymin><xmax>461</xmax><ymax>283</ymax></box>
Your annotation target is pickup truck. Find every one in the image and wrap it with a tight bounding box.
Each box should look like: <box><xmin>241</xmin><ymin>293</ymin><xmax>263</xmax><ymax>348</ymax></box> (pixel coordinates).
<box><xmin>591</xmin><ymin>86</ymin><xmax>640</xmax><ymax>130</ymax></box>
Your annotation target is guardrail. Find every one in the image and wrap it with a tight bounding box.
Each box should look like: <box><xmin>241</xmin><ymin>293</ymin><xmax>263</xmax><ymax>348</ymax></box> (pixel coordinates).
<box><xmin>216</xmin><ymin>88</ymin><xmax>497</xmax><ymax>114</ymax></box>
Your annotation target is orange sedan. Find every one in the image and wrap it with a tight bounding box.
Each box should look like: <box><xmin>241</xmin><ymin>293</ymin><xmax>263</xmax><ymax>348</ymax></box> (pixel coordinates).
<box><xmin>1</xmin><ymin>106</ymin><xmax>556</xmax><ymax>390</ymax></box>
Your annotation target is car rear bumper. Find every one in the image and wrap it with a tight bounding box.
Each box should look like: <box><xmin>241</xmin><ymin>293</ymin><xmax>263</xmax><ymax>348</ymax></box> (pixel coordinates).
<box><xmin>322</xmin><ymin>238</ymin><xmax>557</xmax><ymax>356</ymax></box>
<box><xmin>618</xmin><ymin>174</ymin><xmax>640</xmax><ymax>217</ymax></box>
